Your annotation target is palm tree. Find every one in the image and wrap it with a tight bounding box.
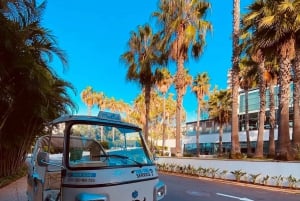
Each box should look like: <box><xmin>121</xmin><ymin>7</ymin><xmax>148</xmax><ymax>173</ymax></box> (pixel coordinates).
<box><xmin>81</xmin><ymin>86</ymin><xmax>95</xmax><ymax>115</ymax></box>
<box><xmin>208</xmin><ymin>88</ymin><xmax>232</xmax><ymax>156</ymax></box>
<box><xmin>153</xmin><ymin>0</ymin><xmax>212</xmax><ymax>156</ymax></box>
<box><xmin>242</xmin><ymin>0</ymin><xmax>300</xmax><ymax>160</ymax></box>
<box><xmin>239</xmin><ymin>57</ymin><xmax>258</xmax><ymax>157</ymax></box>
<box><xmin>231</xmin><ymin>0</ymin><xmax>242</xmax><ymax>158</ymax></box>
<box><xmin>265</xmin><ymin>60</ymin><xmax>279</xmax><ymax>158</ymax></box>
<box><xmin>155</xmin><ymin>67</ymin><xmax>173</xmax><ymax>155</ymax></box>
<box><xmin>0</xmin><ymin>0</ymin><xmax>75</xmax><ymax>176</ymax></box>
<box><xmin>94</xmin><ymin>92</ymin><xmax>106</xmax><ymax>111</ymax></box>
<box><xmin>248</xmin><ymin>0</ymin><xmax>300</xmax><ymax>160</ymax></box>
<box><xmin>192</xmin><ymin>72</ymin><xmax>210</xmax><ymax>156</ymax></box>
<box><xmin>242</xmin><ymin>1</ymin><xmax>280</xmax><ymax>158</ymax></box>
<box><xmin>121</xmin><ymin>24</ymin><xmax>162</xmax><ymax>144</ymax></box>
<box><xmin>292</xmin><ymin>46</ymin><xmax>300</xmax><ymax>152</ymax></box>
<box><xmin>254</xmin><ymin>49</ymin><xmax>267</xmax><ymax>159</ymax></box>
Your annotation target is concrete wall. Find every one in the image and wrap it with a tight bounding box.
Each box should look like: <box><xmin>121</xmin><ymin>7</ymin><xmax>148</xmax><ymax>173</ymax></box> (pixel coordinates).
<box><xmin>157</xmin><ymin>157</ymin><xmax>300</xmax><ymax>188</ymax></box>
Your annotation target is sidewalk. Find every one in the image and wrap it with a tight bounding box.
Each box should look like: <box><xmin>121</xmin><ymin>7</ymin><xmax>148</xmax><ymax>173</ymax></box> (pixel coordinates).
<box><xmin>0</xmin><ymin>176</ymin><xmax>27</xmax><ymax>201</ymax></box>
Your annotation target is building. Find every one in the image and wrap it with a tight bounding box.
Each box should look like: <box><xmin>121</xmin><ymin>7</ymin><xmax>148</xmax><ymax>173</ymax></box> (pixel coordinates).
<box><xmin>181</xmin><ymin>84</ymin><xmax>295</xmax><ymax>156</ymax></box>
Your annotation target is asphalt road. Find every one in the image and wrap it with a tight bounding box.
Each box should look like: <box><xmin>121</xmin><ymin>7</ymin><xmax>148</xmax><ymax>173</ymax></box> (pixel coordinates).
<box><xmin>1</xmin><ymin>173</ymin><xmax>299</xmax><ymax>201</ymax></box>
<box><xmin>160</xmin><ymin>173</ymin><xmax>300</xmax><ymax>201</ymax></box>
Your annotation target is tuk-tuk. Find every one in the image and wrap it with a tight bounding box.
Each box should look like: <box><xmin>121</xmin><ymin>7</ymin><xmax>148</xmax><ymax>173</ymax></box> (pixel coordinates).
<box><xmin>26</xmin><ymin>111</ymin><xmax>166</xmax><ymax>201</ymax></box>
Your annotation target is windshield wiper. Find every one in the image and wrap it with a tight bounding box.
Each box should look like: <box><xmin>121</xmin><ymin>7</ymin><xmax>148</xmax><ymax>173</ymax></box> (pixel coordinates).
<box><xmin>107</xmin><ymin>154</ymin><xmax>144</xmax><ymax>167</ymax></box>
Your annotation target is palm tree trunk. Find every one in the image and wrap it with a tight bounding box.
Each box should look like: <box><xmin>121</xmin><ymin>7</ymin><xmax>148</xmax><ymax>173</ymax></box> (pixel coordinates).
<box><xmin>162</xmin><ymin>93</ymin><xmax>166</xmax><ymax>156</ymax></box>
<box><xmin>292</xmin><ymin>50</ymin><xmax>300</xmax><ymax>153</ymax></box>
<box><xmin>230</xmin><ymin>0</ymin><xmax>241</xmax><ymax>158</ymax></box>
<box><xmin>173</xmin><ymin>24</ymin><xmax>186</xmax><ymax>157</ymax></box>
<box><xmin>277</xmin><ymin>58</ymin><xmax>292</xmax><ymax>160</ymax></box>
<box><xmin>268</xmin><ymin>83</ymin><xmax>276</xmax><ymax>158</ymax></box>
<box><xmin>245</xmin><ymin>88</ymin><xmax>252</xmax><ymax>156</ymax></box>
<box><xmin>219</xmin><ymin>123</ymin><xmax>224</xmax><ymax>156</ymax></box>
<box><xmin>255</xmin><ymin>60</ymin><xmax>266</xmax><ymax>158</ymax></box>
<box><xmin>175</xmin><ymin>59</ymin><xmax>185</xmax><ymax>156</ymax></box>
<box><xmin>196</xmin><ymin>102</ymin><xmax>201</xmax><ymax>157</ymax></box>
<box><xmin>144</xmin><ymin>84</ymin><xmax>151</xmax><ymax>144</ymax></box>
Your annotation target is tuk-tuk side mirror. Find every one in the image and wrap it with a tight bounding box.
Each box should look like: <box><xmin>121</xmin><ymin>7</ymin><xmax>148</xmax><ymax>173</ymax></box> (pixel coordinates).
<box><xmin>37</xmin><ymin>151</ymin><xmax>49</xmax><ymax>167</ymax></box>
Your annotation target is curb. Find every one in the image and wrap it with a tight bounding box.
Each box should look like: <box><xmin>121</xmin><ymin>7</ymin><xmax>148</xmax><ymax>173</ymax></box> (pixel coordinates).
<box><xmin>160</xmin><ymin>171</ymin><xmax>300</xmax><ymax>195</ymax></box>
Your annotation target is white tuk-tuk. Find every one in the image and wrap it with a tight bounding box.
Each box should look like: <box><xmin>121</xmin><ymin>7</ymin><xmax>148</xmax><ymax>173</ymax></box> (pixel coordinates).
<box><xmin>26</xmin><ymin>111</ymin><xmax>166</xmax><ymax>201</ymax></box>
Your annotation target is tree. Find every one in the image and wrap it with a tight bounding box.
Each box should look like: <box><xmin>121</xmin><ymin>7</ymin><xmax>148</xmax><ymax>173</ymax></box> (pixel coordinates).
<box><xmin>265</xmin><ymin>60</ymin><xmax>279</xmax><ymax>158</ymax></box>
<box><xmin>121</xmin><ymin>24</ymin><xmax>162</xmax><ymax>144</ymax></box>
<box><xmin>247</xmin><ymin>0</ymin><xmax>300</xmax><ymax>160</ymax></box>
<box><xmin>242</xmin><ymin>0</ymin><xmax>300</xmax><ymax>160</ymax></box>
<box><xmin>242</xmin><ymin>0</ymin><xmax>281</xmax><ymax>158</ymax></box>
<box><xmin>231</xmin><ymin>0</ymin><xmax>242</xmax><ymax>158</ymax></box>
<box><xmin>208</xmin><ymin>88</ymin><xmax>232</xmax><ymax>156</ymax></box>
<box><xmin>153</xmin><ymin>0</ymin><xmax>212</xmax><ymax>156</ymax></box>
<box><xmin>192</xmin><ymin>72</ymin><xmax>210</xmax><ymax>156</ymax></box>
<box><xmin>81</xmin><ymin>86</ymin><xmax>96</xmax><ymax>115</ymax></box>
<box><xmin>239</xmin><ymin>57</ymin><xmax>258</xmax><ymax>157</ymax></box>
<box><xmin>292</xmin><ymin>45</ymin><xmax>300</xmax><ymax>152</ymax></box>
<box><xmin>155</xmin><ymin>67</ymin><xmax>173</xmax><ymax>155</ymax></box>
<box><xmin>0</xmin><ymin>0</ymin><xmax>75</xmax><ymax>176</ymax></box>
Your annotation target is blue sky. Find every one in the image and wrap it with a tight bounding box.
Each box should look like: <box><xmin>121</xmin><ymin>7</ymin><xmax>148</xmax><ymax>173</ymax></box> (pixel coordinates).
<box><xmin>42</xmin><ymin>0</ymin><xmax>253</xmax><ymax>122</ymax></box>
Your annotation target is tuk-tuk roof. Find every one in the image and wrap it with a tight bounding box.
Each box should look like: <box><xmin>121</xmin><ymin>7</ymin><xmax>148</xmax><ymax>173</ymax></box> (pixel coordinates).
<box><xmin>49</xmin><ymin>112</ymin><xmax>141</xmax><ymax>130</ymax></box>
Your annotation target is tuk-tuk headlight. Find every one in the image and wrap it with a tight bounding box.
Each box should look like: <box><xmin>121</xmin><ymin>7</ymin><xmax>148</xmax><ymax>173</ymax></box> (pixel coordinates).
<box><xmin>75</xmin><ymin>193</ymin><xmax>108</xmax><ymax>201</ymax></box>
<box><xmin>154</xmin><ymin>181</ymin><xmax>166</xmax><ymax>201</ymax></box>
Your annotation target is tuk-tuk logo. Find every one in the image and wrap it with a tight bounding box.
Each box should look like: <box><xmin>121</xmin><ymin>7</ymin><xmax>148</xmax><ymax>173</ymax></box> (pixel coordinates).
<box><xmin>132</xmin><ymin>190</ymin><xmax>146</xmax><ymax>201</ymax></box>
<box><xmin>134</xmin><ymin>168</ymin><xmax>153</xmax><ymax>178</ymax></box>
<box><xmin>132</xmin><ymin>190</ymin><xmax>138</xmax><ymax>198</ymax></box>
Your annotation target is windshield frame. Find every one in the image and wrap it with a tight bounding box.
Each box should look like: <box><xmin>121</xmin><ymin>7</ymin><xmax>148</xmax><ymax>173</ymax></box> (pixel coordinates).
<box><xmin>64</xmin><ymin>120</ymin><xmax>153</xmax><ymax>170</ymax></box>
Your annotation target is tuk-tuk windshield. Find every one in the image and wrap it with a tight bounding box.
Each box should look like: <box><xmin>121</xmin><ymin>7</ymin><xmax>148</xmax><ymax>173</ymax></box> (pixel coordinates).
<box><xmin>67</xmin><ymin>123</ymin><xmax>153</xmax><ymax>168</ymax></box>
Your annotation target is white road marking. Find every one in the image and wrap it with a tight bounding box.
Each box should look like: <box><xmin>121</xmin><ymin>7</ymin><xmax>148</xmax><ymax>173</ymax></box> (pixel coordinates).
<box><xmin>216</xmin><ymin>193</ymin><xmax>254</xmax><ymax>201</ymax></box>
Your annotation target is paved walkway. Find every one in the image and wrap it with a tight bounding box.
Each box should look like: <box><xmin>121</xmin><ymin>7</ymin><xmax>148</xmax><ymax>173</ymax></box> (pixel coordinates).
<box><xmin>0</xmin><ymin>176</ymin><xmax>27</xmax><ymax>201</ymax></box>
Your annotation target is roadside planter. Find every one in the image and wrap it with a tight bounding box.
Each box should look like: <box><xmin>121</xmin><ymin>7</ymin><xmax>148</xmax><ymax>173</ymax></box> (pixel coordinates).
<box><xmin>157</xmin><ymin>157</ymin><xmax>300</xmax><ymax>189</ymax></box>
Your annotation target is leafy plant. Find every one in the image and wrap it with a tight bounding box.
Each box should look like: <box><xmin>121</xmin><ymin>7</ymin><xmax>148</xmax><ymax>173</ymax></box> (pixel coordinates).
<box><xmin>261</xmin><ymin>175</ymin><xmax>269</xmax><ymax>185</ymax></box>
<box><xmin>272</xmin><ymin>175</ymin><xmax>284</xmax><ymax>187</ymax></box>
<box><xmin>286</xmin><ymin>175</ymin><xmax>298</xmax><ymax>188</ymax></box>
<box><xmin>231</xmin><ymin>169</ymin><xmax>246</xmax><ymax>182</ymax></box>
<box><xmin>218</xmin><ymin>170</ymin><xmax>228</xmax><ymax>179</ymax></box>
<box><xmin>169</xmin><ymin>164</ymin><xmax>176</xmax><ymax>172</ymax></box>
<box><xmin>196</xmin><ymin>167</ymin><xmax>209</xmax><ymax>177</ymax></box>
<box><xmin>249</xmin><ymin>173</ymin><xmax>261</xmax><ymax>184</ymax></box>
<box><xmin>209</xmin><ymin>168</ymin><xmax>219</xmax><ymax>179</ymax></box>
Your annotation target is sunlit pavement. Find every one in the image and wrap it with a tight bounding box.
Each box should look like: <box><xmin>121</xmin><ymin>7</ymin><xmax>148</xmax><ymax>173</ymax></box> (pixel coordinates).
<box><xmin>0</xmin><ymin>176</ymin><xmax>27</xmax><ymax>201</ymax></box>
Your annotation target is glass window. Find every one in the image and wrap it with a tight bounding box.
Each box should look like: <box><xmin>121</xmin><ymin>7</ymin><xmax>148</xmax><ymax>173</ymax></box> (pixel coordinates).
<box><xmin>67</xmin><ymin>123</ymin><xmax>152</xmax><ymax>168</ymax></box>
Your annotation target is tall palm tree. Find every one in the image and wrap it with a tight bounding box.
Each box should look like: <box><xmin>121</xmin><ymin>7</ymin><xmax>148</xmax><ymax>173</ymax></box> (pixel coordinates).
<box><xmin>254</xmin><ymin>0</ymin><xmax>300</xmax><ymax>160</ymax></box>
<box><xmin>293</xmin><ymin>44</ymin><xmax>300</xmax><ymax>152</ymax></box>
<box><xmin>242</xmin><ymin>1</ymin><xmax>279</xmax><ymax>158</ymax></box>
<box><xmin>254</xmin><ymin>49</ymin><xmax>267</xmax><ymax>158</ymax></box>
<box><xmin>208</xmin><ymin>88</ymin><xmax>232</xmax><ymax>156</ymax></box>
<box><xmin>121</xmin><ymin>24</ymin><xmax>162</xmax><ymax>143</ymax></box>
<box><xmin>243</xmin><ymin>0</ymin><xmax>300</xmax><ymax>160</ymax></box>
<box><xmin>94</xmin><ymin>92</ymin><xmax>106</xmax><ymax>111</ymax></box>
<box><xmin>0</xmin><ymin>0</ymin><xmax>75</xmax><ymax>176</ymax></box>
<box><xmin>155</xmin><ymin>67</ymin><xmax>173</xmax><ymax>155</ymax></box>
<box><xmin>265</xmin><ymin>60</ymin><xmax>279</xmax><ymax>158</ymax></box>
<box><xmin>231</xmin><ymin>0</ymin><xmax>242</xmax><ymax>158</ymax></box>
<box><xmin>192</xmin><ymin>72</ymin><xmax>210</xmax><ymax>156</ymax></box>
<box><xmin>153</xmin><ymin>0</ymin><xmax>212</xmax><ymax>156</ymax></box>
<box><xmin>81</xmin><ymin>86</ymin><xmax>95</xmax><ymax>115</ymax></box>
<box><xmin>239</xmin><ymin>57</ymin><xmax>258</xmax><ymax>157</ymax></box>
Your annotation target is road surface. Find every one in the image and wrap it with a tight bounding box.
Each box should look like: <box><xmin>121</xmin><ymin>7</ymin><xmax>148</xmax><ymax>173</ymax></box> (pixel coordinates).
<box><xmin>1</xmin><ymin>173</ymin><xmax>300</xmax><ymax>201</ymax></box>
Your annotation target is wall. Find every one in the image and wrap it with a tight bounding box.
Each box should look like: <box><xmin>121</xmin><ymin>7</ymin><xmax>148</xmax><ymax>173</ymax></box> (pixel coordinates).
<box><xmin>157</xmin><ymin>157</ymin><xmax>300</xmax><ymax>188</ymax></box>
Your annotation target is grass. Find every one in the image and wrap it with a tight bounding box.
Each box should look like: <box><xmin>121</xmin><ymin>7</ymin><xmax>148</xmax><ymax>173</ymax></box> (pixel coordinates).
<box><xmin>0</xmin><ymin>164</ymin><xmax>27</xmax><ymax>188</ymax></box>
